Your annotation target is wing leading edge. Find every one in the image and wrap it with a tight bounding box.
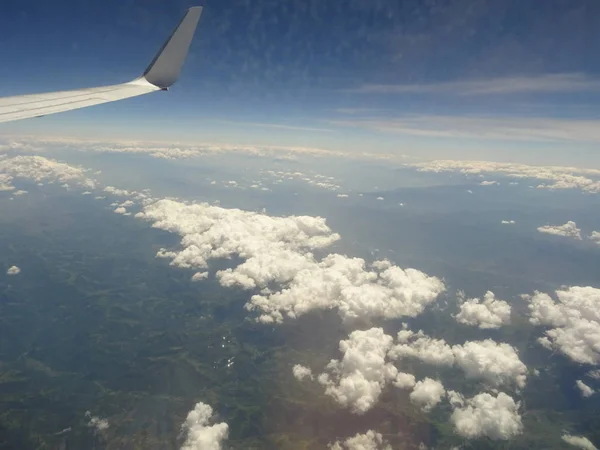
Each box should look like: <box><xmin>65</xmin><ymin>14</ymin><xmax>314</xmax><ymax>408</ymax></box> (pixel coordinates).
<box><xmin>0</xmin><ymin>6</ymin><xmax>202</xmax><ymax>124</ymax></box>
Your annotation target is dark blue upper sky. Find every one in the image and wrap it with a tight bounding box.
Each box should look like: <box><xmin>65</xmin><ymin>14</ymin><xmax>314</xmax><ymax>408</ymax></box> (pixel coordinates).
<box><xmin>2</xmin><ymin>0</ymin><xmax>600</xmax><ymax>164</ymax></box>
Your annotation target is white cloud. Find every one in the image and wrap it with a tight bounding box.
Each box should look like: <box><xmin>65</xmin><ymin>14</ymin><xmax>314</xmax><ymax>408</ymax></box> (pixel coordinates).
<box><xmin>292</xmin><ymin>364</ymin><xmax>313</xmax><ymax>381</ymax></box>
<box><xmin>388</xmin><ymin>330</ymin><xmax>455</xmax><ymax>366</ymax></box>
<box><xmin>191</xmin><ymin>272</ymin><xmax>209</xmax><ymax>281</ymax></box>
<box><xmin>480</xmin><ymin>180</ymin><xmax>498</xmax><ymax>186</ymax></box>
<box><xmin>349</xmin><ymin>74</ymin><xmax>600</xmax><ymax>96</ymax></box>
<box><xmin>376</xmin><ymin>196</ymin><xmax>384</xmax><ymax>200</ymax></box>
<box><xmin>393</xmin><ymin>372</ymin><xmax>416</xmax><ymax>389</ymax></box>
<box><xmin>180</xmin><ymin>402</ymin><xmax>228</xmax><ymax>450</ymax></box>
<box><xmin>450</xmin><ymin>392</ymin><xmax>523</xmax><ymax>440</ymax></box>
<box><xmin>562</xmin><ymin>434</ymin><xmax>599</xmax><ymax>450</ymax></box>
<box><xmin>0</xmin><ymin>155</ymin><xmax>96</xmax><ymax>190</ymax></box>
<box><xmin>114</xmin><ymin>206</ymin><xmax>127</xmax><ymax>214</ymax></box>
<box><xmin>103</xmin><ymin>185</ymin><xmax>150</xmax><ymax>202</ymax></box>
<box><xmin>409</xmin><ymin>378</ymin><xmax>445</xmax><ymax>412</ymax></box>
<box><xmin>13</xmin><ymin>189</ymin><xmax>27</xmax><ymax>196</ymax></box>
<box><xmin>137</xmin><ymin>200</ymin><xmax>444</xmax><ymax>324</ymax></box>
<box><xmin>317</xmin><ymin>328</ymin><xmax>397</xmax><ymax>414</ymax></box>
<box><xmin>262</xmin><ymin>170</ymin><xmax>342</xmax><ymax>192</ymax></box>
<box><xmin>389</xmin><ymin>331</ymin><xmax>526</xmax><ymax>389</ymax></box>
<box><xmin>455</xmin><ymin>291</ymin><xmax>511</xmax><ymax>329</ymax></box>
<box><xmin>537</xmin><ymin>221</ymin><xmax>582</xmax><ymax>240</ymax></box>
<box><xmin>337</xmin><ymin>194</ymin><xmax>349</xmax><ymax>198</ymax></box>
<box><xmin>525</xmin><ymin>287</ymin><xmax>600</xmax><ymax>365</ymax></box>
<box><xmin>332</xmin><ymin>115</ymin><xmax>600</xmax><ymax>144</ymax></box>
<box><xmin>0</xmin><ymin>173</ymin><xmax>14</xmax><ymax>191</ymax></box>
<box><xmin>590</xmin><ymin>231</ymin><xmax>600</xmax><ymax>244</ymax></box>
<box><xmin>85</xmin><ymin>411</ymin><xmax>109</xmax><ymax>432</ymax></box>
<box><xmin>6</xmin><ymin>265</ymin><xmax>20</xmax><ymax>275</ymax></box>
<box><xmin>10</xmin><ymin>135</ymin><xmax>359</xmax><ymax>164</ymax></box>
<box><xmin>329</xmin><ymin>430</ymin><xmax>391</xmax><ymax>450</ymax></box>
<box><xmin>409</xmin><ymin>160</ymin><xmax>600</xmax><ymax>194</ymax></box>
<box><xmin>576</xmin><ymin>380</ymin><xmax>595</xmax><ymax>398</ymax></box>
<box><xmin>452</xmin><ymin>340</ymin><xmax>527</xmax><ymax>389</ymax></box>
<box><xmin>501</xmin><ymin>220</ymin><xmax>515</xmax><ymax>224</ymax></box>
<box><xmin>587</xmin><ymin>370</ymin><xmax>600</xmax><ymax>380</ymax></box>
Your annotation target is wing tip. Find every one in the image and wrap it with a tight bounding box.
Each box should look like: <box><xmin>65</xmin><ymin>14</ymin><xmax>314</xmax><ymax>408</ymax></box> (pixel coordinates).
<box><xmin>142</xmin><ymin>6</ymin><xmax>203</xmax><ymax>89</ymax></box>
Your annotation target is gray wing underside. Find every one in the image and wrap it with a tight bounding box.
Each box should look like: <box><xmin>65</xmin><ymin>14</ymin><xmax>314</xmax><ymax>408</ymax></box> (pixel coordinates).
<box><xmin>0</xmin><ymin>6</ymin><xmax>202</xmax><ymax>124</ymax></box>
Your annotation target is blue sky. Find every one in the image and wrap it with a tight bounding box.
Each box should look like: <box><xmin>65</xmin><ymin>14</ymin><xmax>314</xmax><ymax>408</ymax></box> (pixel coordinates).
<box><xmin>1</xmin><ymin>0</ymin><xmax>600</xmax><ymax>165</ymax></box>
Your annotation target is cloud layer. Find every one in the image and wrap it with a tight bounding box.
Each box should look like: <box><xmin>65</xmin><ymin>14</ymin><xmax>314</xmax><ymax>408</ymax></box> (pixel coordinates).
<box><xmin>137</xmin><ymin>201</ymin><xmax>445</xmax><ymax>324</ymax></box>
<box><xmin>409</xmin><ymin>160</ymin><xmax>600</xmax><ymax>194</ymax></box>
<box><xmin>389</xmin><ymin>330</ymin><xmax>527</xmax><ymax>389</ymax></box>
<box><xmin>526</xmin><ymin>287</ymin><xmax>600</xmax><ymax>365</ymax></box>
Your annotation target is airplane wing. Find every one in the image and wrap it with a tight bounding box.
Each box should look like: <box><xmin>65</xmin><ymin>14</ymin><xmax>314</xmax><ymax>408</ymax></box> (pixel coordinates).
<box><xmin>0</xmin><ymin>6</ymin><xmax>202</xmax><ymax>124</ymax></box>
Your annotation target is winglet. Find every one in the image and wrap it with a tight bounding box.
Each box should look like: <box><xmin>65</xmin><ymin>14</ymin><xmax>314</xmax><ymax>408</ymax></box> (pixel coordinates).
<box><xmin>142</xmin><ymin>6</ymin><xmax>203</xmax><ymax>89</ymax></box>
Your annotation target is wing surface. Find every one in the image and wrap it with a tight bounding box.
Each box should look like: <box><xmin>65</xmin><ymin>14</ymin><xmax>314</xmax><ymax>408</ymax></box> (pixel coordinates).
<box><xmin>0</xmin><ymin>6</ymin><xmax>202</xmax><ymax>124</ymax></box>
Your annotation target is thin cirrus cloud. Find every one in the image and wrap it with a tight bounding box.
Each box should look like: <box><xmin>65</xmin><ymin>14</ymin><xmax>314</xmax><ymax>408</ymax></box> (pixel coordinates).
<box><xmin>215</xmin><ymin>120</ymin><xmax>335</xmax><ymax>133</ymax></box>
<box><xmin>347</xmin><ymin>73</ymin><xmax>600</xmax><ymax>96</ymax></box>
<box><xmin>330</xmin><ymin>115</ymin><xmax>600</xmax><ymax>144</ymax></box>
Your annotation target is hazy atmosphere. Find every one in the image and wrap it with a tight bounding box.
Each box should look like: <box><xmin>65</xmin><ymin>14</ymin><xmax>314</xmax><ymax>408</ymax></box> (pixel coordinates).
<box><xmin>1</xmin><ymin>1</ymin><xmax>600</xmax><ymax>449</ymax></box>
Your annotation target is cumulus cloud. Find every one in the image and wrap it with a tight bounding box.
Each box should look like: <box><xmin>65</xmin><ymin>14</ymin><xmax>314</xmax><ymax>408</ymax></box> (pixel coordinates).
<box><xmin>317</xmin><ymin>328</ymin><xmax>397</xmax><ymax>414</ymax></box>
<box><xmin>576</xmin><ymin>380</ymin><xmax>595</xmax><ymax>398</ymax></box>
<box><xmin>137</xmin><ymin>200</ymin><xmax>444</xmax><ymax>324</ymax></box>
<box><xmin>6</xmin><ymin>265</ymin><xmax>20</xmax><ymax>275</ymax></box>
<box><xmin>537</xmin><ymin>221</ymin><xmax>582</xmax><ymax>239</ymax></box>
<box><xmin>389</xmin><ymin>331</ymin><xmax>526</xmax><ymax>388</ymax></box>
<box><xmin>263</xmin><ymin>170</ymin><xmax>342</xmax><ymax>192</ymax></box>
<box><xmin>0</xmin><ymin>173</ymin><xmax>14</xmax><ymax>191</ymax></box>
<box><xmin>525</xmin><ymin>287</ymin><xmax>600</xmax><ymax>365</ymax></box>
<box><xmin>393</xmin><ymin>372</ymin><xmax>416</xmax><ymax>389</ymax></box>
<box><xmin>409</xmin><ymin>160</ymin><xmax>600</xmax><ymax>194</ymax></box>
<box><xmin>452</xmin><ymin>340</ymin><xmax>527</xmax><ymax>389</ymax></box>
<box><xmin>180</xmin><ymin>402</ymin><xmax>228</xmax><ymax>450</ymax></box>
<box><xmin>501</xmin><ymin>220</ymin><xmax>515</xmax><ymax>224</ymax></box>
<box><xmin>0</xmin><ymin>155</ymin><xmax>96</xmax><ymax>190</ymax></box>
<box><xmin>587</xmin><ymin>370</ymin><xmax>600</xmax><ymax>380</ymax></box>
<box><xmin>337</xmin><ymin>194</ymin><xmax>349</xmax><ymax>198</ymax></box>
<box><xmin>562</xmin><ymin>434</ymin><xmax>599</xmax><ymax>450</ymax></box>
<box><xmin>455</xmin><ymin>291</ymin><xmax>511</xmax><ymax>329</ymax></box>
<box><xmin>191</xmin><ymin>272</ymin><xmax>209</xmax><ymax>282</ymax></box>
<box><xmin>409</xmin><ymin>378</ymin><xmax>445</xmax><ymax>412</ymax></box>
<box><xmin>114</xmin><ymin>206</ymin><xmax>127</xmax><ymax>214</ymax></box>
<box><xmin>388</xmin><ymin>330</ymin><xmax>455</xmax><ymax>366</ymax></box>
<box><xmin>85</xmin><ymin>411</ymin><xmax>109</xmax><ymax>432</ymax></box>
<box><xmin>292</xmin><ymin>364</ymin><xmax>313</xmax><ymax>381</ymax></box>
<box><xmin>590</xmin><ymin>231</ymin><xmax>600</xmax><ymax>244</ymax></box>
<box><xmin>480</xmin><ymin>180</ymin><xmax>498</xmax><ymax>186</ymax></box>
<box><xmin>329</xmin><ymin>430</ymin><xmax>391</xmax><ymax>450</ymax></box>
<box><xmin>450</xmin><ymin>392</ymin><xmax>523</xmax><ymax>440</ymax></box>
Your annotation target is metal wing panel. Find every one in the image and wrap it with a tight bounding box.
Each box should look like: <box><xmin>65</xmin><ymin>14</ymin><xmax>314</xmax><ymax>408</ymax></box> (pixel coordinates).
<box><xmin>0</xmin><ymin>79</ymin><xmax>161</xmax><ymax>123</ymax></box>
<box><xmin>0</xmin><ymin>6</ymin><xmax>202</xmax><ymax>124</ymax></box>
